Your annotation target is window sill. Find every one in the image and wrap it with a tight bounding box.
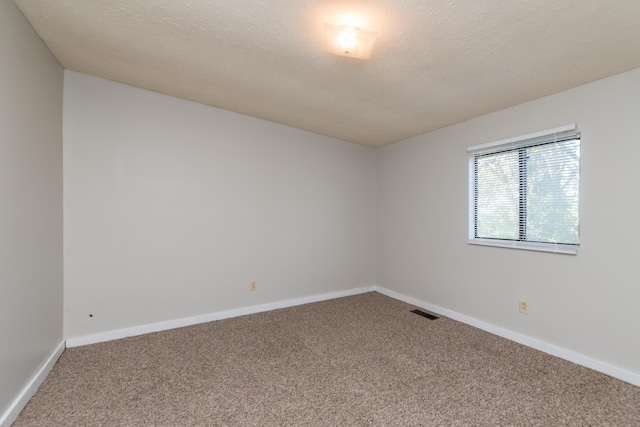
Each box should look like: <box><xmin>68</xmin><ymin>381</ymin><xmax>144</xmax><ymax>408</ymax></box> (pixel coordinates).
<box><xmin>468</xmin><ymin>239</ymin><xmax>578</xmax><ymax>255</ymax></box>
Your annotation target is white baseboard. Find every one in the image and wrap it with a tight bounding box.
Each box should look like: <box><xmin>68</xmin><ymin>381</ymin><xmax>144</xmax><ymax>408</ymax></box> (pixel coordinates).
<box><xmin>64</xmin><ymin>284</ymin><xmax>640</xmax><ymax>387</ymax></box>
<box><xmin>66</xmin><ymin>286</ymin><xmax>376</xmax><ymax>348</ymax></box>
<box><xmin>0</xmin><ymin>340</ymin><xmax>65</xmax><ymax>427</ymax></box>
<box><xmin>374</xmin><ymin>286</ymin><xmax>640</xmax><ymax>387</ymax></box>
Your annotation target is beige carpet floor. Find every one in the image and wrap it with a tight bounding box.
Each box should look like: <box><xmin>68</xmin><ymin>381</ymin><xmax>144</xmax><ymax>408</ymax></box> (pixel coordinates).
<box><xmin>14</xmin><ymin>292</ymin><xmax>640</xmax><ymax>426</ymax></box>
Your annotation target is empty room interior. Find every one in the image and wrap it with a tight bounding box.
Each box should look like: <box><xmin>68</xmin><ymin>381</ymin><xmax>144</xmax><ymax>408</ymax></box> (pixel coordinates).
<box><xmin>2</xmin><ymin>0</ymin><xmax>640</xmax><ymax>425</ymax></box>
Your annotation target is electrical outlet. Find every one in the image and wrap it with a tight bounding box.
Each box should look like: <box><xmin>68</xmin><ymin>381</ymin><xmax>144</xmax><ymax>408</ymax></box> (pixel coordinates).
<box><xmin>250</xmin><ymin>281</ymin><xmax>257</xmax><ymax>291</ymax></box>
<box><xmin>519</xmin><ymin>300</ymin><xmax>529</xmax><ymax>314</ymax></box>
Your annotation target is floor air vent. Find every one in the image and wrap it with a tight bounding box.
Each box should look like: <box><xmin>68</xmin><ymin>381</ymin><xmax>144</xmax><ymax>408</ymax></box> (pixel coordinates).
<box><xmin>410</xmin><ymin>309</ymin><xmax>439</xmax><ymax>320</ymax></box>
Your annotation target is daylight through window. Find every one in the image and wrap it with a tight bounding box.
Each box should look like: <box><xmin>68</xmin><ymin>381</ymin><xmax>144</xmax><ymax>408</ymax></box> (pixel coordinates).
<box><xmin>468</xmin><ymin>125</ymin><xmax>580</xmax><ymax>254</ymax></box>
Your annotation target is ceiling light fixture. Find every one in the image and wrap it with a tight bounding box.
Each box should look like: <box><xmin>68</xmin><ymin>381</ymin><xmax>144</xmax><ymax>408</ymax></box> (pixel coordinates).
<box><xmin>324</xmin><ymin>23</ymin><xmax>377</xmax><ymax>59</ymax></box>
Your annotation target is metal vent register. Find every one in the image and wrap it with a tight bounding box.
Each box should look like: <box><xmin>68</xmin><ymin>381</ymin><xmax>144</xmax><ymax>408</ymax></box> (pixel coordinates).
<box><xmin>410</xmin><ymin>309</ymin><xmax>439</xmax><ymax>320</ymax></box>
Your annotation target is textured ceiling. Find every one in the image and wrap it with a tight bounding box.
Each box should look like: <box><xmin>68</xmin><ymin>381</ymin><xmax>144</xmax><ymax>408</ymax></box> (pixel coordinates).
<box><xmin>14</xmin><ymin>0</ymin><xmax>640</xmax><ymax>147</ymax></box>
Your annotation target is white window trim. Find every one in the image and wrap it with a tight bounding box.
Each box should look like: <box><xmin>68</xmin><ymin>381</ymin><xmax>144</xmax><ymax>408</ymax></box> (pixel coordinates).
<box><xmin>467</xmin><ymin>238</ymin><xmax>578</xmax><ymax>255</ymax></box>
<box><xmin>467</xmin><ymin>124</ymin><xmax>576</xmax><ymax>153</ymax></box>
<box><xmin>468</xmin><ymin>124</ymin><xmax>580</xmax><ymax>255</ymax></box>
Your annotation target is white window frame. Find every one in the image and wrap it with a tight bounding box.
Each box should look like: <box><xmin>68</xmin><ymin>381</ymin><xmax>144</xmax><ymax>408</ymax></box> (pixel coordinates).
<box><xmin>467</xmin><ymin>125</ymin><xmax>580</xmax><ymax>255</ymax></box>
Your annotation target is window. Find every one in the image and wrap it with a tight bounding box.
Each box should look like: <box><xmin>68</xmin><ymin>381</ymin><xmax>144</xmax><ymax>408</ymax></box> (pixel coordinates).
<box><xmin>468</xmin><ymin>125</ymin><xmax>580</xmax><ymax>254</ymax></box>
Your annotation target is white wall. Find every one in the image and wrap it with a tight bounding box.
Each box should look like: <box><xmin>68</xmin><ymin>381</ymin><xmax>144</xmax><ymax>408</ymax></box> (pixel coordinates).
<box><xmin>64</xmin><ymin>71</ymin><xmax>376</xmax><ymax>339</ymax></box>
<box><xmin>376</xmin><ymin>67</ymin><xmax>640</xmax><ymax>376</ymax></box>
<box><xmin>7</xmin><ymin>1</ymin><xmax>637</xmax><ymax>399</ymax></box>
<box><xmin>0</xmin><ymin>0</ymin><xmax>64</xmax><ymax>420</ymax></box>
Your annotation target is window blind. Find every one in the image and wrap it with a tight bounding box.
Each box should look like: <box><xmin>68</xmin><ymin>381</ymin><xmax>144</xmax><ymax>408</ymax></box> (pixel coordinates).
<box><xmin>468</xmin><ymin>126</ymin><xmax>580</xmax><ymax>253</ymax></box>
